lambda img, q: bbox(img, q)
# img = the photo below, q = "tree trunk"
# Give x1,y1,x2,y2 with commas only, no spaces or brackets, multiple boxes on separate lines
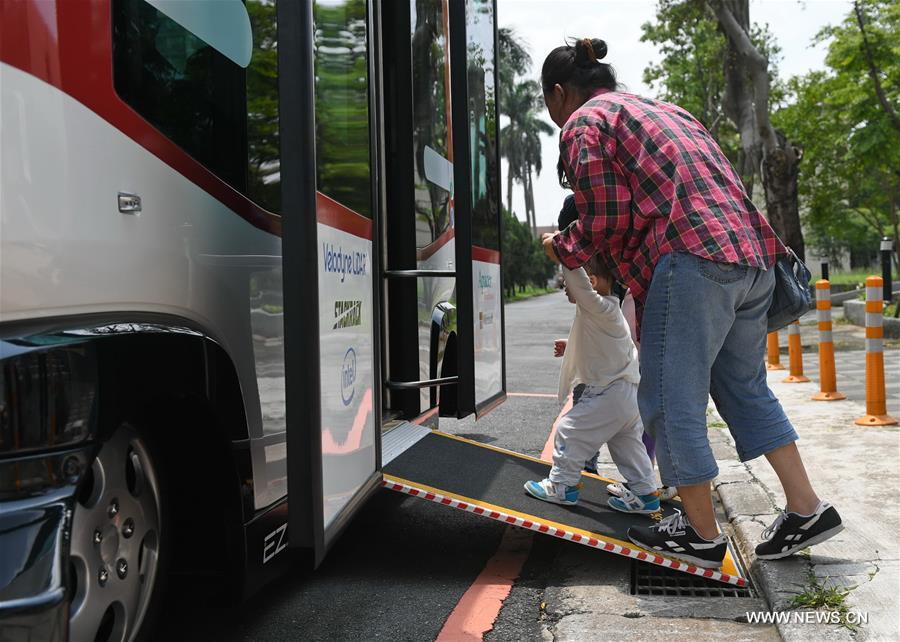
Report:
524,162,535,235
506,165,514,216
710,0,806,259
721,31,760,194
854,1,900,133
761,130,805,259
527,171,537,236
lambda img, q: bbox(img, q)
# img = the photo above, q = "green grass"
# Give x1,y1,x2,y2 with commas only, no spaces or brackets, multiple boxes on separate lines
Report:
505,285,558,303
788,571,859,631
826,269,899,287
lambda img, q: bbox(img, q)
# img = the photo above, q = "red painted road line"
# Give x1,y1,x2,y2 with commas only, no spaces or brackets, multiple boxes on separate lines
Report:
540,395,573,462
435,527,533,642
507,392,558,398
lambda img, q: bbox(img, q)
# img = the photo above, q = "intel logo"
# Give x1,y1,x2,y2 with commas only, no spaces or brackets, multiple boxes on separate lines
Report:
341,347,357,406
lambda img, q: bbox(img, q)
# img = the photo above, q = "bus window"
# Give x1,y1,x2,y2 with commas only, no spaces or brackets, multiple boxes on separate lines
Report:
111,0,281,213
313,0,372,219
411,0,453,250
466,0,499,253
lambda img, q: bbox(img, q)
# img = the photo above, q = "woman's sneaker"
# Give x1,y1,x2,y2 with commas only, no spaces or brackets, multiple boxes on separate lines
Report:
755,501,843,560
607,481,677,502
627,510,727,569
524,479,580,505
607,484,660,514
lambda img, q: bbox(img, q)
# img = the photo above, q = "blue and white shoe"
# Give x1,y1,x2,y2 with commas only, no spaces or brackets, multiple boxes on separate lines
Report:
607,481,677,502
524,478,580,505
606,482,661,514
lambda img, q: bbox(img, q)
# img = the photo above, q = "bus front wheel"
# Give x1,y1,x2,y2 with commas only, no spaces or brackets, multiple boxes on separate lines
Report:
69,421,169,641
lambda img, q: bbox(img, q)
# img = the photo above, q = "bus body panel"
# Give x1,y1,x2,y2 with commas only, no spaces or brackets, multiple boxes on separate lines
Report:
0,59,289,511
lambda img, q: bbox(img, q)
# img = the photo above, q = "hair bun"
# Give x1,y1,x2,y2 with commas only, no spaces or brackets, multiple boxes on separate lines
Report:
573,38,607,67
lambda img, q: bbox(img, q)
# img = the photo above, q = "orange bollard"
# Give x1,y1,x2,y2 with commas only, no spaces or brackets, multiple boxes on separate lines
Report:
812,280,845,401
855,276,898,425
783,320,810,383
766,332,785,370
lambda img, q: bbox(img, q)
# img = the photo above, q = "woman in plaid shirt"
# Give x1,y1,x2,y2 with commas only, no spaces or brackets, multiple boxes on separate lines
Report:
540,38,842,568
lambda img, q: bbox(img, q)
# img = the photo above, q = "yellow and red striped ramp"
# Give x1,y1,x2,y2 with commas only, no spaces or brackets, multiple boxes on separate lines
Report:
382,430,748,587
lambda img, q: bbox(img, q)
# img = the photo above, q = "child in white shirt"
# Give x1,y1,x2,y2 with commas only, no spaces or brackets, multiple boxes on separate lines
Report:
524,255,659,513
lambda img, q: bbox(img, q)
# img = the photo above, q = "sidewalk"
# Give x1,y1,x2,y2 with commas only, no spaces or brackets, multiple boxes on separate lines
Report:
717,365,900,641
773,308,899,413
537,343,899,641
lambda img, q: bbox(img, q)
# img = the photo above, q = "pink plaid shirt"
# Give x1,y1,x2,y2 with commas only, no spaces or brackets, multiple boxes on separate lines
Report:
552,89,786,326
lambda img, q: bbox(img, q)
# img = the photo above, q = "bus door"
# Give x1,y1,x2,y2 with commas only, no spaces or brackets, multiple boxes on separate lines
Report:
281,0,383,565
379,0,505,426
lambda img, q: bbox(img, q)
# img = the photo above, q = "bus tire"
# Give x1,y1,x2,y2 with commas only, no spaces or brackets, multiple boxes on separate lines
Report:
69,419,170,642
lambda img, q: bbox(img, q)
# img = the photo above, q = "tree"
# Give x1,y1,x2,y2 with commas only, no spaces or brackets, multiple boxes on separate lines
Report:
501,208,555,297
774,0,898,267
642,0,805,258
500,81,553,235
709,0,805,259
498,28,553,236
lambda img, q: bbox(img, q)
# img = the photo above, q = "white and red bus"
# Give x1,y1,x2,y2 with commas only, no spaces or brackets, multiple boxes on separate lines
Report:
0,1,505,639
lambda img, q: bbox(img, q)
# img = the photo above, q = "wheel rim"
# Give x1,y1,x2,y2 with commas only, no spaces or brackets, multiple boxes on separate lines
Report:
70,425,162,642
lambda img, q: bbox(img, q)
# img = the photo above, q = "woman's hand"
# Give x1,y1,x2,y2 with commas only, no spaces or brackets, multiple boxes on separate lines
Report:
553,339,567,357
542,232,560,264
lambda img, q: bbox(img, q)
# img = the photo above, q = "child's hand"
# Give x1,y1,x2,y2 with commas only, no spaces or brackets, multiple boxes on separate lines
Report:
553,339,567,357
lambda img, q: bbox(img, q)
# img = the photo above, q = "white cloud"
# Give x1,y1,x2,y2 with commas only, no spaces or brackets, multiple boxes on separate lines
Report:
499,0,853,227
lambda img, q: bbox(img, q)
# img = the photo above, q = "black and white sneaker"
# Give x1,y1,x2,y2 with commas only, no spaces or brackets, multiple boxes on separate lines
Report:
627,509,727,569
755,501,843,560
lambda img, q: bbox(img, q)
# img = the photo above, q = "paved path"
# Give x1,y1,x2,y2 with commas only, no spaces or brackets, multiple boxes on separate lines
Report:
773,309,899,414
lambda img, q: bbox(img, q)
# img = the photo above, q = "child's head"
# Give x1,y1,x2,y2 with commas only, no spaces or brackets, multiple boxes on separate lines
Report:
584,254,614,296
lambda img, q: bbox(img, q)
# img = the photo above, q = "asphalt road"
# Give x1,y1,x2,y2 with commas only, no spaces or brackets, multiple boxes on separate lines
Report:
157,290,897,640
158,291,575,641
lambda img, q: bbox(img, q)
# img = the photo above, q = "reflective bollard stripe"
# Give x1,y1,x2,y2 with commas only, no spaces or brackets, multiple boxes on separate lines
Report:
812,280,844,401
783,320,810,383
855,276,897,426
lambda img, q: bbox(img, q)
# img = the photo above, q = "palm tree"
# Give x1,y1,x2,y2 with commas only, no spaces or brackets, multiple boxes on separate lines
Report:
499,29,554,235
501,80,553,235
499,27,531,90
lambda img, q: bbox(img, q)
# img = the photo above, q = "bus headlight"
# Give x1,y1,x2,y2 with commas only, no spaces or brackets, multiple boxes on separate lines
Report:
0,340,98,499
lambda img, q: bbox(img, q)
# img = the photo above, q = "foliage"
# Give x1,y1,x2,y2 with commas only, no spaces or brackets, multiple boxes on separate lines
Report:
246,0,281,211
773,0,899,264
498,26,531,89
504,285,557,303
788,570,860,631
640,0,784,176
313,0,371,217
498,28,551,234
501,208,556,297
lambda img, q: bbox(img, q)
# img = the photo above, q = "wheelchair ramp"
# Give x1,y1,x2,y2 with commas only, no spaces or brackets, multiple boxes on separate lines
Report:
382,430,748,587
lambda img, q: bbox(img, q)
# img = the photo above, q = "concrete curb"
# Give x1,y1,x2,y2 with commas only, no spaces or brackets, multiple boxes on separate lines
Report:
710,406,858,642
712,373,900,642
842,300,900,338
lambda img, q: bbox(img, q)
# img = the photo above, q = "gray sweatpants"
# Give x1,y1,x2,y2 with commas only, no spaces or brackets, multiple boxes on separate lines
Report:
549,379,656,495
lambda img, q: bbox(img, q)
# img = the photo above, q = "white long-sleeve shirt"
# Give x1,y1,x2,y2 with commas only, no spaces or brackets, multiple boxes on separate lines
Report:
558,266,640,404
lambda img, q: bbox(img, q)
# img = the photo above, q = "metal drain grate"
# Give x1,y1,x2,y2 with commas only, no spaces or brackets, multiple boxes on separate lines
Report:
630,560,754,598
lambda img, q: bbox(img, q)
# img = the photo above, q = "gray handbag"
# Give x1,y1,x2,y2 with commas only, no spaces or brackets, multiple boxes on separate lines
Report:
767,248,813,332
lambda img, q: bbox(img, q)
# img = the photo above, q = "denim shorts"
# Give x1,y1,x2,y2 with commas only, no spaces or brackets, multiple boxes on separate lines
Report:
638,252,799,487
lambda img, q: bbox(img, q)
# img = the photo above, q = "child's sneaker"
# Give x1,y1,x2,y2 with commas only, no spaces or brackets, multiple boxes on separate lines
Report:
607,484,660,514
627,509,727,568
755,501,843,560
524,479,580,505
607,481,677,502
583,452,599,474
